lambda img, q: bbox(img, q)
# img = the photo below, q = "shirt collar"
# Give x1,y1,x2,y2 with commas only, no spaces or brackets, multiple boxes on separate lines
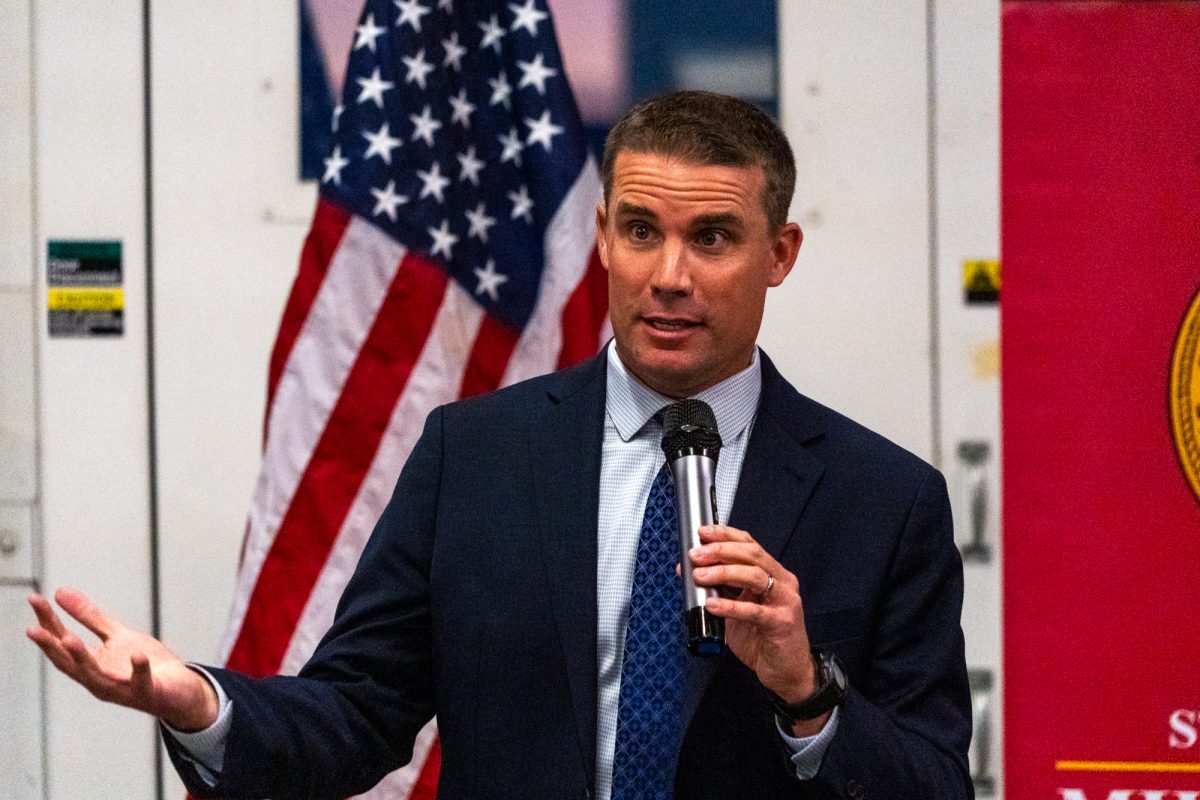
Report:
605,340,762,443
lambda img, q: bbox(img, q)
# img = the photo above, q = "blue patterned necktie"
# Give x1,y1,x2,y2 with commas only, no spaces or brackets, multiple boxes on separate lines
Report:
611,462,688,800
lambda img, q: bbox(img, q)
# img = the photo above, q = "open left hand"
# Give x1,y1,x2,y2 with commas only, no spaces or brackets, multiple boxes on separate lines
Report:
689,524,824,730
26,587,219,731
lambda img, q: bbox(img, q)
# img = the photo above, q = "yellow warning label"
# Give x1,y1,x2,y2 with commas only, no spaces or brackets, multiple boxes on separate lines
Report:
47,287,124,312
963,259,1001,304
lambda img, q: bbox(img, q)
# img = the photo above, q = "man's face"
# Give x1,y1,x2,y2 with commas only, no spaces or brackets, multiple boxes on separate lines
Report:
596,151,802,398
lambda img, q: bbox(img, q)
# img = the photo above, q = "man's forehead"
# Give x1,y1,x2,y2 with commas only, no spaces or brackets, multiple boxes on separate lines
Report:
607,151,765,216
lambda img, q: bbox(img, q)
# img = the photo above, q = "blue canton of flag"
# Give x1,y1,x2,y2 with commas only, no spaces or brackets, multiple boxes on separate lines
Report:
321,0,589,334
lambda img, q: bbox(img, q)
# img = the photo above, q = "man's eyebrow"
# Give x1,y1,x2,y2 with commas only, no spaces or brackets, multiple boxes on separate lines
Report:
691,212,743,229
613,201,659,220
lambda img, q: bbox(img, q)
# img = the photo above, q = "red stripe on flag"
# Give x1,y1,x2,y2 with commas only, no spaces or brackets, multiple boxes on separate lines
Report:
265,199,354,423
227,253,449,677
556,246,608,369
459,314,520,398
408,737,442,800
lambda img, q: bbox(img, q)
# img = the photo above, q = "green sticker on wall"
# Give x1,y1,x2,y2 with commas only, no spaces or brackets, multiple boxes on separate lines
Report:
47,240,123,337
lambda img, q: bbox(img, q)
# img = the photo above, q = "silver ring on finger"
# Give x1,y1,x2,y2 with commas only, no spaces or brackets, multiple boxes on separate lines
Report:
757,573,775,603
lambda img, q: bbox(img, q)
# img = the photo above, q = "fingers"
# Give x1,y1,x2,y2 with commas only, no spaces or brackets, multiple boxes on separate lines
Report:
28,592,70,639
704,593,776,625
129,652,155,708
55,586,117,642
691,563,772,596
28,590,120,693
691,525,795,595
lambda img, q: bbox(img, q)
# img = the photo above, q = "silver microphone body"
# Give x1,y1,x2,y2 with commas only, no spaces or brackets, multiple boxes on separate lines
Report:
668,453,725,656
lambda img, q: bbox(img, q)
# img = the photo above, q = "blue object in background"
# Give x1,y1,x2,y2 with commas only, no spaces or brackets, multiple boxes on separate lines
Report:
300,0,778,179
300,0,336,181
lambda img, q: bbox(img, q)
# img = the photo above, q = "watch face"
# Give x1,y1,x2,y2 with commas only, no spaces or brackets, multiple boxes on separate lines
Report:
828,654,847,690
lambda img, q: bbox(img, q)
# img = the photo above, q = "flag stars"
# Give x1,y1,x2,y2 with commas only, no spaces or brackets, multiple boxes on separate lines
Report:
465,202,497,243
473,259,510,302
409,104,443,147
331,104,344,132
363,122,403,164
395,0,432,33
498,127,525,166
437,0,454,11
403,48,436,90
417,162,451,203
456,146,485,185
488,71,513,109
353,14,386,53
509,0,548,36
356,66,395,109
517,53,558,95
322,145,349,185
525,109,564,152
441,31,467,71
478,14,505,53
508,184,535,223
370,180,409,221
428,219,460,260
448,88,476,128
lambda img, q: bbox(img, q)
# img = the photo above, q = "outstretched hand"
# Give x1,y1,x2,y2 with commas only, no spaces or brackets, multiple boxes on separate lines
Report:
27,587,219,732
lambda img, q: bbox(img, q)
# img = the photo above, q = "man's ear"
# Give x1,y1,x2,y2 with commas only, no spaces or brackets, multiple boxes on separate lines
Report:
595,203,610,270
768,222,803,287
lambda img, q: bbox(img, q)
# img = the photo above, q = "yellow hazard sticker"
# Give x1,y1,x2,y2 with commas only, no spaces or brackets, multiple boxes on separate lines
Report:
963,259,1000,304
47,287,124,312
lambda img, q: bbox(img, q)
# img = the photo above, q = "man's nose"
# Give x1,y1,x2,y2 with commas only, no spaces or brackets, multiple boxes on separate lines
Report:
650,240,692,295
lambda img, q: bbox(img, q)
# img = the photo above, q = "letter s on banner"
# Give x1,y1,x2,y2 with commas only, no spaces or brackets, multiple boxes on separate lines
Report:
1169,709,1198,749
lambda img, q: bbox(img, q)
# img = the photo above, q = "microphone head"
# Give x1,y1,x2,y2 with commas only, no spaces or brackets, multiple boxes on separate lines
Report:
661,398,722,461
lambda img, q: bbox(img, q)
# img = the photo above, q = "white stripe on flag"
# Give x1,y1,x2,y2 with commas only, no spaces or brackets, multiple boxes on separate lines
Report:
501,157,604,387
280,280,485,673
219,219,407,662
350,719,438,800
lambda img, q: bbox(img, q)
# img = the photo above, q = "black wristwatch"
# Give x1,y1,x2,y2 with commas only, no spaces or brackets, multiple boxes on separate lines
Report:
769,650,848,723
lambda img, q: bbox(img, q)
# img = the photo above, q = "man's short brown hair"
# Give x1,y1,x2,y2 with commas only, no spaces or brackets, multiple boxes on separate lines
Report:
601,91,796,230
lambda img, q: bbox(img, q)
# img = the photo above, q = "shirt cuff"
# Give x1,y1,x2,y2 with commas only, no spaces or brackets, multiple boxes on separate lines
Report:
160,665,233,786
776,705,840,780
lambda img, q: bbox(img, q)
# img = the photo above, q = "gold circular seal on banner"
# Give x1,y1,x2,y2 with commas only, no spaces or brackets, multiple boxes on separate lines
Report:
1171,286,1200,504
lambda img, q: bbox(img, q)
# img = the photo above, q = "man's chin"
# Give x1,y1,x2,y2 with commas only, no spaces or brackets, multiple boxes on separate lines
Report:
625,353,708,398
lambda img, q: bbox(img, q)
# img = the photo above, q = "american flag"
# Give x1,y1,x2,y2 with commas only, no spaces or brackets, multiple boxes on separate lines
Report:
216,0,608,796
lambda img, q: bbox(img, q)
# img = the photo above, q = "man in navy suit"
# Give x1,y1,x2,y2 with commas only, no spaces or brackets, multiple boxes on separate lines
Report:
28,91,972,799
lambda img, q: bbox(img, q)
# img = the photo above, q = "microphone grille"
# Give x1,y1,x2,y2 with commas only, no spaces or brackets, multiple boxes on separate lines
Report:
661,398,722,459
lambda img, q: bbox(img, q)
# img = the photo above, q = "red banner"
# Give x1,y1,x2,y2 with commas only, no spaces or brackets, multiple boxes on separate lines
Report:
1002,2,1200,799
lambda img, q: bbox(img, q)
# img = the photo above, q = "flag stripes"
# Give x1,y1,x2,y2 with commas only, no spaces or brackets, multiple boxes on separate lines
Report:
217,1,608,794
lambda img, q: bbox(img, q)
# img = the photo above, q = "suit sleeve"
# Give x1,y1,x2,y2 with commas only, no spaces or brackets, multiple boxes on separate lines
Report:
165,407,447,799
803,468,974,800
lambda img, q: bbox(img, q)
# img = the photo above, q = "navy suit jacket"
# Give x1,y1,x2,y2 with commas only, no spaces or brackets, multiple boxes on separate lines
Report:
168,350,972,799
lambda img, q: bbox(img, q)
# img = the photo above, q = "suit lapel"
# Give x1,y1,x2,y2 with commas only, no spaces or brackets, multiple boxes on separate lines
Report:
727,353,827,561
527,354,607,781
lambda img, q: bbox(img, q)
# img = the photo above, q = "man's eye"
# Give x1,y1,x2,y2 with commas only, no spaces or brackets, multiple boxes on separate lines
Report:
631,224,651,240
698,230,725,247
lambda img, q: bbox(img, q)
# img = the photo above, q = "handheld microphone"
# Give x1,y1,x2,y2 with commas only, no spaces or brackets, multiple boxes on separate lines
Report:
661,399,725,657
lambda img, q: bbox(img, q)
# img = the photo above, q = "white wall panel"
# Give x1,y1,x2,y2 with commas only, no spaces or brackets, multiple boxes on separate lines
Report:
0,586,45,800
770,0,933,461
0,3,45,798
33,0,157,796
151,4,314,794
933,1,1003,795
0,0,35,292
151,0,310,673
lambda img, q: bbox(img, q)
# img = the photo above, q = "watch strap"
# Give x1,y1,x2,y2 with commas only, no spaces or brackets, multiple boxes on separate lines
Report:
769,650,847,723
